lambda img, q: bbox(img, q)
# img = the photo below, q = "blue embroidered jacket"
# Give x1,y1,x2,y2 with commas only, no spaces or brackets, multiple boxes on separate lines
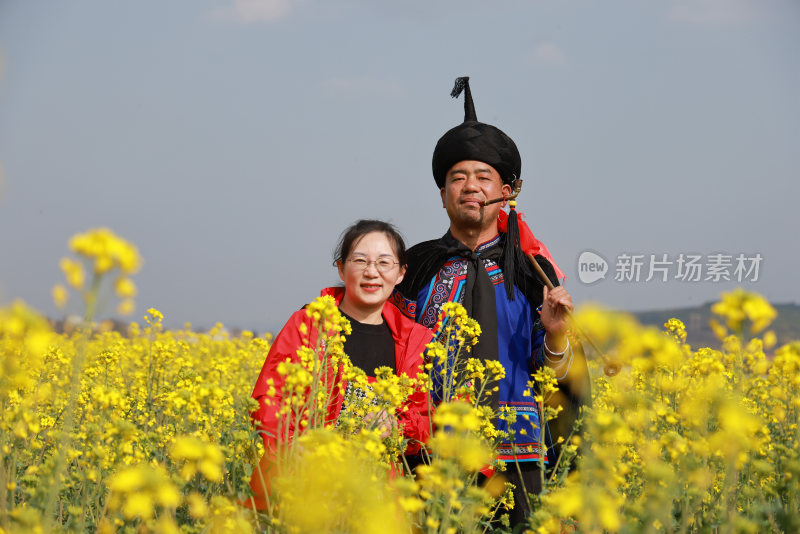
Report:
393,234,552,463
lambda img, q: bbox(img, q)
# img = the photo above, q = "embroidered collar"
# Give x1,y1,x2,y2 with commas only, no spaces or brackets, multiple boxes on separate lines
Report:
475,234,502,253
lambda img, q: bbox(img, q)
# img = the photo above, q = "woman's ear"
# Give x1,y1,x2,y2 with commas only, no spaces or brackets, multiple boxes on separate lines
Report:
337,260,346,282
395,265,407,286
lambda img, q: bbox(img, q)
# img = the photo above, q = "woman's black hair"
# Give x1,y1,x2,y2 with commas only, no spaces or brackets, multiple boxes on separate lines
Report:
333,220,408,267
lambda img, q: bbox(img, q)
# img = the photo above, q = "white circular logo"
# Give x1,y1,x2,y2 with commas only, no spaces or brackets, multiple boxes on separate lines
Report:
577,251,608,284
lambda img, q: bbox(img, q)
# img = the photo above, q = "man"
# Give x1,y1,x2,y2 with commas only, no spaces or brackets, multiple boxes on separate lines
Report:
394,77,590,526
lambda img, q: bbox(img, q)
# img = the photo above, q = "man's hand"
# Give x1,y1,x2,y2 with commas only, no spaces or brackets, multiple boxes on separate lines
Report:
541,286,574,356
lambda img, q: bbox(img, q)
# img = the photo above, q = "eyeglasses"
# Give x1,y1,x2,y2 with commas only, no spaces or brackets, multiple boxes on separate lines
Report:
346,257,399,273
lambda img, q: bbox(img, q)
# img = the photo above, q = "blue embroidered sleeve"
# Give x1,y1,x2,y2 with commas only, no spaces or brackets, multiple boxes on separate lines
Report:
531,317,547,369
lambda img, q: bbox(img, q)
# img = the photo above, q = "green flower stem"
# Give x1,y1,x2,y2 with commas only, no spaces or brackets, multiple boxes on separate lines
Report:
45,272,101,527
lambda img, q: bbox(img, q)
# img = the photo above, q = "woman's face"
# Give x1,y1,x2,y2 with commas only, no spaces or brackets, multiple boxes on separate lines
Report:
337,231,406,314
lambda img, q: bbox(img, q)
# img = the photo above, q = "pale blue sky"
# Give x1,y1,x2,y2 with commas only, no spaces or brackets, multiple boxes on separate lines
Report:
1,0,798,331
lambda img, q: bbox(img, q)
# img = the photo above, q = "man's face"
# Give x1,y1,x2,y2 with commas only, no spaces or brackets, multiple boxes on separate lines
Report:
440,160,512,231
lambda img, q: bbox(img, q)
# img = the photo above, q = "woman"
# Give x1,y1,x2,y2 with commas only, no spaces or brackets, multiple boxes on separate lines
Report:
247,220,433,509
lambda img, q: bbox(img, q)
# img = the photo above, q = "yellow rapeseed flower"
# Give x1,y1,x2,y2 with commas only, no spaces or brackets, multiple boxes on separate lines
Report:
712,288,776,334
114,277,137,298
117,299,135,316
69,227,142,275
59,257,85,289
108,464,179,520
51,284,68,309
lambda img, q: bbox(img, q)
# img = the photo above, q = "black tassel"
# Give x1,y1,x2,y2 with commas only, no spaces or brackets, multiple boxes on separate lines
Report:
502,206,521,301
450,76,477,122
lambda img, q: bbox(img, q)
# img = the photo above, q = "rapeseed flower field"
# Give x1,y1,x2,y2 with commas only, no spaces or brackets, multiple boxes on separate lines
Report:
1,229,798,533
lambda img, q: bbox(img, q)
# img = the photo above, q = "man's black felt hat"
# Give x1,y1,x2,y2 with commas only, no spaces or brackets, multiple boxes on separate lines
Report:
432,77,521,188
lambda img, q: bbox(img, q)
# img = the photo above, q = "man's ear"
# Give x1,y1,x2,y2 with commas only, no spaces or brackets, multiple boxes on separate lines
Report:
440,187,446,208
499,182,513,207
